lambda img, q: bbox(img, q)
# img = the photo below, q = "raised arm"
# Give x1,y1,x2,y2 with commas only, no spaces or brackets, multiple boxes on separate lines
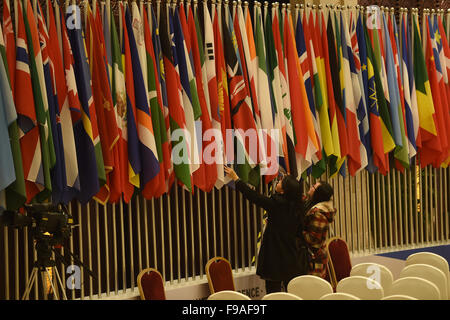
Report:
224,166,277,212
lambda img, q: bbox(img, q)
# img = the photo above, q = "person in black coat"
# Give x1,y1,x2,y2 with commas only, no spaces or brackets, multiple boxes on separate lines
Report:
224,166,305,294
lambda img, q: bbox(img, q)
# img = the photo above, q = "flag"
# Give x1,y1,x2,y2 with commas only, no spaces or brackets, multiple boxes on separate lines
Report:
367,9,396,173
187,3,218,192
179,2,211,191
355,10,375,173
123,6,160,192
424,15,448,167
235,3,266,181
141,4,169,198
254,4,278,182
413,15,439,168
121,4,142,191
295,12,316,173
23,0,55,201
13,0,43,203
326,11,347,177
111,2,133,203
432,16,450,166
364,16,393,175
213,5,232,188
222,3,260,186
307,10,330,177
46,0,79,204
0,26,16,193
437,15,450,165
400,11,419,163
202,2,226,188
283,10,318,175
0,19,26,210
86,5,121,204
265,6,287,176
150,3,174,192
339,11,362,176
66,4,104,204
272,4,297,178
159,3,192,191
36,1,67,203
382,12,409,169
173,5,202,186
313,9,334,171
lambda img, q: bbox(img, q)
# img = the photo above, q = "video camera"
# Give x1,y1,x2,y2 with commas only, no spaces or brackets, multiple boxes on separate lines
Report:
0,203,74,245
0,203,76,268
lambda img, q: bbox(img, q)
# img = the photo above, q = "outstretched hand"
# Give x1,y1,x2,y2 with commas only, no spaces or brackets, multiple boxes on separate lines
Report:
224,165,239,181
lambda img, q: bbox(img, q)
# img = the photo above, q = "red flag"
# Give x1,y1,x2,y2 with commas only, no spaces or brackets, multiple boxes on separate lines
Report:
424,17,447,167
185,4,217,192
14,0,41,202
86,6,121,204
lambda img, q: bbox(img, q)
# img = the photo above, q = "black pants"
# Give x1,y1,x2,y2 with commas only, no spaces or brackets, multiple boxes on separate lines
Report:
265,279,290,294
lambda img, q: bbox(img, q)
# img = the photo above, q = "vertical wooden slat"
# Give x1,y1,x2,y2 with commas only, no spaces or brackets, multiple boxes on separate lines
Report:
96,202,102,297
103,204,110,296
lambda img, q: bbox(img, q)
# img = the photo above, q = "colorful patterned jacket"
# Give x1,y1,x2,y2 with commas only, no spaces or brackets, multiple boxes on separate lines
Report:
302,200,336,278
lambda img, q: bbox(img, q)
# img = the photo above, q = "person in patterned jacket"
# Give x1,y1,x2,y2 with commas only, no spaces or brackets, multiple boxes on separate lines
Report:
303,181,336,278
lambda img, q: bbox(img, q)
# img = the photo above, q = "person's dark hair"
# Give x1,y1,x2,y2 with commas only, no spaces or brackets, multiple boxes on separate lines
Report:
307,181,334,211
281,175,303,205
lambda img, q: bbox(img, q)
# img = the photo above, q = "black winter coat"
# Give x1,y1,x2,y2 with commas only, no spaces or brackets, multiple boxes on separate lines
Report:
235,180,304,281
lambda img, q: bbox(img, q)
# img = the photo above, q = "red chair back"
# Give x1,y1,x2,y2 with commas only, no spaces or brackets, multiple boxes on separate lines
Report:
327,237,352,289
137,268,166,300
206,257,235,294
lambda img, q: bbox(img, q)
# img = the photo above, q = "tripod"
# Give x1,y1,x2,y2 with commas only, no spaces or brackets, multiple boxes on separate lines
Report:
22,238,68,300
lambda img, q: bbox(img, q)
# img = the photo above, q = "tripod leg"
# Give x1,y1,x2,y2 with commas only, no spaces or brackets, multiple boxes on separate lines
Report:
44,267,59,300
22,268,38,300
53,267,68,300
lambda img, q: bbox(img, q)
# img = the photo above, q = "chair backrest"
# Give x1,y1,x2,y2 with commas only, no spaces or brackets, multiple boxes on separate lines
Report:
381,294,418,300
336,276,384,300
207,290,251,300
405,252,449,299
326,237,352,289
287,275,333,300
389,276,441,300
319,292,361,300
205,257,235,294
399,264,447,300
405,252,449,278
261,292,303,300
137,268,166,300
350,263,394,294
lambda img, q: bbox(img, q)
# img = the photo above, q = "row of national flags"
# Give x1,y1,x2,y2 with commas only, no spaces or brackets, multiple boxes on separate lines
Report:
1,1,450,208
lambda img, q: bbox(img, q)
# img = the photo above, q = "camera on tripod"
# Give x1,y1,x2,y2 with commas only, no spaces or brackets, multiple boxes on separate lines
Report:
0,203,74,267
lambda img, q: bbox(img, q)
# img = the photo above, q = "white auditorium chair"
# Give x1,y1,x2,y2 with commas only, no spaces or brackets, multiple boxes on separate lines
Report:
399,263,448,300
388,276,440,300
287,275,333,300
350,263,394,295
405,252,450,299
336,276,384,300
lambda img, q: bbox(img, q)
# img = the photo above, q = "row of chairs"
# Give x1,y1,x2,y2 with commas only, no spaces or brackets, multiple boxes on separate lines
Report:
137,240,449,300
136,256,237,300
